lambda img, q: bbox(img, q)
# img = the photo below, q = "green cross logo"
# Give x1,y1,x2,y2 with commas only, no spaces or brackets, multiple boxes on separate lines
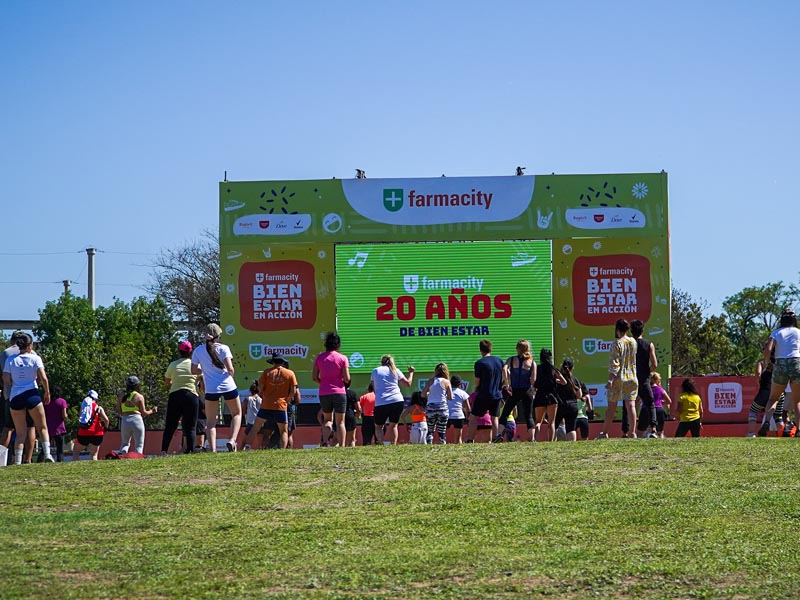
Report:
383,189,404,212
582,339,597,355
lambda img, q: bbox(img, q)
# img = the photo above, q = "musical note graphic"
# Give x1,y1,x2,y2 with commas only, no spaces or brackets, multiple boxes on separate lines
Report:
348,252,368,268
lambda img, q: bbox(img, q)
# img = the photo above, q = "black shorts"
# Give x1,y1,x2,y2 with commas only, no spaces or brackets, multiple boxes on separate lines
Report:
1,396,14,429
10,389,42,411
447,418,465,429
205,389,239,402
471,395,501,418
655,407,666,433
319,393,347,415
533,391,558,408
77,434,104,447
345,410,357,432
374,402,404,425
675,419,702,438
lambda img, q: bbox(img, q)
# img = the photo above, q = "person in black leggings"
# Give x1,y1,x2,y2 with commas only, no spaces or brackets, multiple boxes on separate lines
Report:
496,340,537,442
162,341,200,454
555,360,582,442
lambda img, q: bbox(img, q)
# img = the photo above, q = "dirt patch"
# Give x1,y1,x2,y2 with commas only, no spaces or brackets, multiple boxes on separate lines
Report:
363,473,401,482
187,477,227,485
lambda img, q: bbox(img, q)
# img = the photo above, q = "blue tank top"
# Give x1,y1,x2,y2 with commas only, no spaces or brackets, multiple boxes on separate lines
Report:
508,356,533,389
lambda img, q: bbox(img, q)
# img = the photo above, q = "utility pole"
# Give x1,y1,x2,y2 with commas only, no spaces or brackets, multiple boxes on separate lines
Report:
62,280,71,295
86,247,96,309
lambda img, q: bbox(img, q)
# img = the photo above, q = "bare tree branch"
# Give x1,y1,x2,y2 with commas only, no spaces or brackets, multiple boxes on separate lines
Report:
146,229,220,339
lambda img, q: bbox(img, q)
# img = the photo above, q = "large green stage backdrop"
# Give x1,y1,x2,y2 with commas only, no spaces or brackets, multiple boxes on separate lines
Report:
219,173,670,415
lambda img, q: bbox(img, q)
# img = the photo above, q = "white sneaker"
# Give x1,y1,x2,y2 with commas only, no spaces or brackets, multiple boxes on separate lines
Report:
43,455,55,463
595,432,609,440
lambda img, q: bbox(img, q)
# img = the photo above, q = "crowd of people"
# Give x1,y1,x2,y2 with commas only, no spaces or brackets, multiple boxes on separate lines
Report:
3,311,799,463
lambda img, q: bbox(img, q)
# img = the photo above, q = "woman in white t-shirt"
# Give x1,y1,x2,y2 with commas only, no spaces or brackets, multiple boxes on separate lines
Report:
191,323,242,452
371,355,414,445
2,333,53,465
760,308,800,436
420,363,453,444
446,375,471,444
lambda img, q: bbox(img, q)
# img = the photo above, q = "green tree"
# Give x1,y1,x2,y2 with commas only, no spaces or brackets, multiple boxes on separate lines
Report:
34,293,102,426
671,288,738,376
722,282,800,369
34,293,177,431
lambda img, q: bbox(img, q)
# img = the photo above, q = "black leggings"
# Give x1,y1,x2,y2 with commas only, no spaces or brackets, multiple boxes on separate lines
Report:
361,416,376,445
500,388,534,428
555,401,579,433
162,389,199,453
37,433,64,462
637,401,657,431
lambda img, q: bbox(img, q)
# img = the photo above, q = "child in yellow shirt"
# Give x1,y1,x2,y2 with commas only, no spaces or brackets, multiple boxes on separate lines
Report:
674,378,703,437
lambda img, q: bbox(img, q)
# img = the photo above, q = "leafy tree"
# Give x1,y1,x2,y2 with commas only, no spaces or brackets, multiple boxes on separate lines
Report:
671,288,738,376
34,293,177,432
722,282,800,369
146,229,220,341
34,293,102,425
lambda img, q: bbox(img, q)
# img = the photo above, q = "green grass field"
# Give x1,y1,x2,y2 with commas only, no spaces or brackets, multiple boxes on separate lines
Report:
1,439,798,599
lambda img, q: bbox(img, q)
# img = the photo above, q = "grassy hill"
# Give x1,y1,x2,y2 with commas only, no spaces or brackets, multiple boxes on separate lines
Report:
1,439,798,599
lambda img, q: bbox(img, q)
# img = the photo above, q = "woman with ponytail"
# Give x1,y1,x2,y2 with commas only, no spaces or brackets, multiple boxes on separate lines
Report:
370,354,414,445
2,333,54,464
191,324,242,452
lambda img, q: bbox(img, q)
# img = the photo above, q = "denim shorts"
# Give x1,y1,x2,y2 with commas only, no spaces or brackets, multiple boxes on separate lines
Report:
772,357,800,386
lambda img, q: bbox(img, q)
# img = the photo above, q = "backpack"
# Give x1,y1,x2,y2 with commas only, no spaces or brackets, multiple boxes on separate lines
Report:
78,397,97,429
778,421,797,438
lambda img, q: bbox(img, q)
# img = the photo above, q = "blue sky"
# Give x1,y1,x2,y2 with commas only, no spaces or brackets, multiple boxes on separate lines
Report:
1,0,798,321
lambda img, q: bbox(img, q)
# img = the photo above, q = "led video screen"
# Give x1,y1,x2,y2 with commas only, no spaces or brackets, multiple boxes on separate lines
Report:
335,240,553,373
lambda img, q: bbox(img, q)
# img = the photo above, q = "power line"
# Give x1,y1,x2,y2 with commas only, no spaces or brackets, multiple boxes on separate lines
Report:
98,250,158,256
0,251,83,256
0,249,158,257
0,281,71,285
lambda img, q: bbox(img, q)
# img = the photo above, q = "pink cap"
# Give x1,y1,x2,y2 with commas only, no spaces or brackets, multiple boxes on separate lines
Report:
178,341,193,352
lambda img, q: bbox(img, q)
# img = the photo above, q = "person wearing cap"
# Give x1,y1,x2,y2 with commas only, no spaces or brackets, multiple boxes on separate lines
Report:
191,323,242,452
162,341,200,455
116,375,157,454
0,331,35,462
242,352,299,450
72,390,110,460
2,332,54,464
